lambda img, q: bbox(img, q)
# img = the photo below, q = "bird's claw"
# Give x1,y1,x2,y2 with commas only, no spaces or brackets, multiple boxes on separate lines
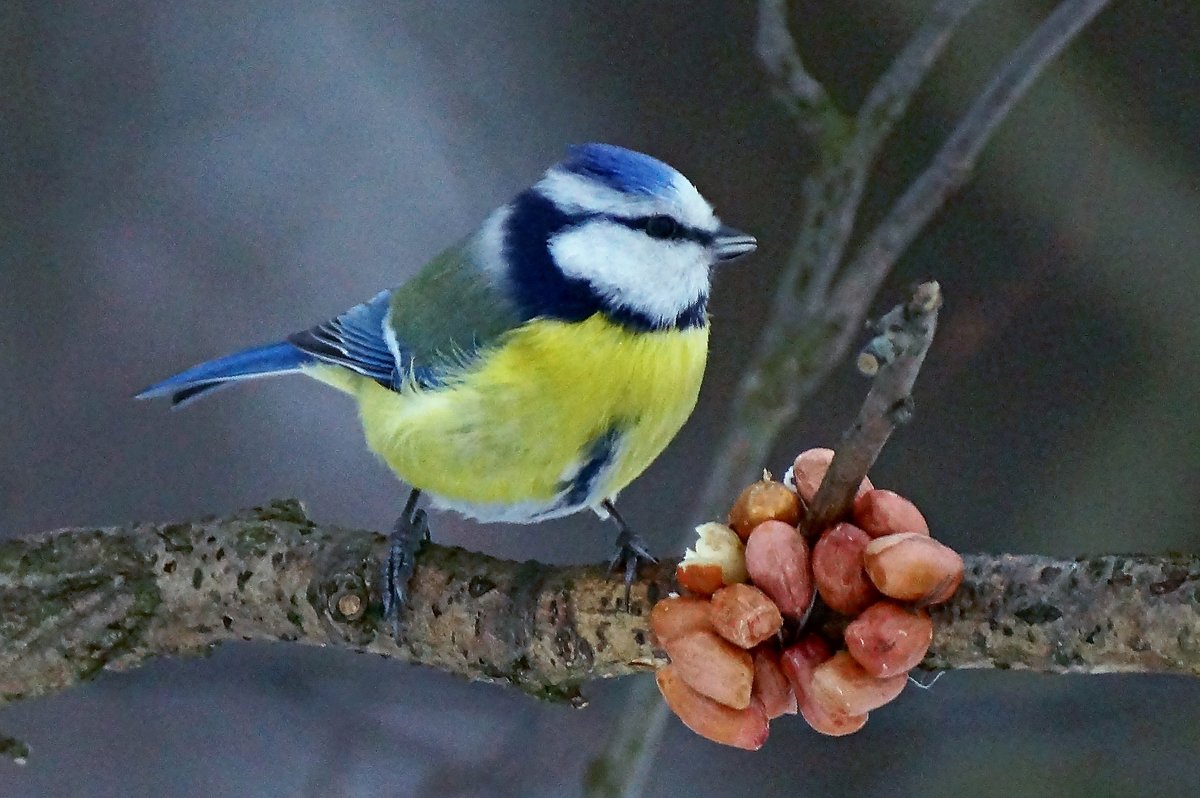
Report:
608,528,657,607
381,490,429,638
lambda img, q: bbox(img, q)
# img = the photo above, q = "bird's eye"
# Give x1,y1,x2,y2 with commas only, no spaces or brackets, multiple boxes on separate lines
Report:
643,215,680,240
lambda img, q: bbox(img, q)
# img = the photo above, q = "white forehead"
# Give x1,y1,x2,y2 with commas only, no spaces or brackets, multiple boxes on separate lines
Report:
535,168,718,231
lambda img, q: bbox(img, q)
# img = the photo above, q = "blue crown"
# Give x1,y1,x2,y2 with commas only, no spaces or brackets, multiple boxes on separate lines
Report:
559,143,677,196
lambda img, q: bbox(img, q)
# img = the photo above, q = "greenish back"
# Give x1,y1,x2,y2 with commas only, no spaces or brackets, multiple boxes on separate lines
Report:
387,240,524,373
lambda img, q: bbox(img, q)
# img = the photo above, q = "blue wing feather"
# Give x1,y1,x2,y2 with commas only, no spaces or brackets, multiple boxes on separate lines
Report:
287,289,398,384
134,341,313,407
136,291,406,407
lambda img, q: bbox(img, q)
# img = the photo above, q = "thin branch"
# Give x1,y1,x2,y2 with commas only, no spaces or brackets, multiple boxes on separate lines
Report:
853,0,986,154
807,0,985,305
834,0,1115,321
755,0,837,125
805,280,942,535
681,0,981,537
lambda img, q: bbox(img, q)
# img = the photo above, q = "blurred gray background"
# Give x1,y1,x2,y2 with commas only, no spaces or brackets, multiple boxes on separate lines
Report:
3,1,1199,796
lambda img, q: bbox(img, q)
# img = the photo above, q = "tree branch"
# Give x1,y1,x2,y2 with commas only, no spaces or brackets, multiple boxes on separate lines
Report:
808,0,985,304
0,500,662,711
3,507,1197,718
754,0,838,128
805,280,942,535
834,0,1115,319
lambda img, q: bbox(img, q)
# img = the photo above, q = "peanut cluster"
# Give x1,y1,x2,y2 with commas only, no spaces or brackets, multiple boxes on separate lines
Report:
652,448,965,749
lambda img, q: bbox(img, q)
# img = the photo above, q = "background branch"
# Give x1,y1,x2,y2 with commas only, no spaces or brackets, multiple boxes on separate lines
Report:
833,0,1116,319
754,0,833,122
590,1,1115,793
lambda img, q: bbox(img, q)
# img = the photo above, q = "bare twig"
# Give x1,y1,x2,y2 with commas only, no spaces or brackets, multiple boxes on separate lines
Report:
853,0,985,155
755,0,836,124
807,0,985,304
833,0,1115,320
683,0,981,538
805,281,942,535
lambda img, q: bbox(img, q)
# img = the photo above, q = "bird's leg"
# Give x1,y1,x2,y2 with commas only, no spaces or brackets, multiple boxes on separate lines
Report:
603,499,657,606
381,488,429,636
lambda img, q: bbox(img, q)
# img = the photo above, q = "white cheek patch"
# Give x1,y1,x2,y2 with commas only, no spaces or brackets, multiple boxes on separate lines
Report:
549,221,710,326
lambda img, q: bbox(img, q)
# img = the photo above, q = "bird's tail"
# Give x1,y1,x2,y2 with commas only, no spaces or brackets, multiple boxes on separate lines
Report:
135,341,314,407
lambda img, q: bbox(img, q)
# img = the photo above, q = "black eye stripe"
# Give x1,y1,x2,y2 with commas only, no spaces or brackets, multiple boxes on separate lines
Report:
606,214,712,244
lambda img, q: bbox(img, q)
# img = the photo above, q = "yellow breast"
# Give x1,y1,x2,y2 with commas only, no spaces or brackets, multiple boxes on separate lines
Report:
311,314,708,521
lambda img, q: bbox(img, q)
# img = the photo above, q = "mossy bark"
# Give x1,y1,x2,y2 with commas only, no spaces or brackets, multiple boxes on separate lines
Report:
2,501,1198,723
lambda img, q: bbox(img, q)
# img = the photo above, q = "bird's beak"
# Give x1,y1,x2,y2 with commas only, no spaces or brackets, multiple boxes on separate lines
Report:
712,224,758,262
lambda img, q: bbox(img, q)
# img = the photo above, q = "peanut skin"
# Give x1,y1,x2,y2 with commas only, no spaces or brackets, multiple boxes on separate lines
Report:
863,533,964,605
844,601,933,677
744,520,814,619
812,522,880,616
657,665,770,750
853,489,930,538
649,595,713,646
799,696,868,737
809,651,907,716
675,562,726,596
751,646,798,719
779,634,833,706
729,479,803,540
664,629,755,710
790,448,873,503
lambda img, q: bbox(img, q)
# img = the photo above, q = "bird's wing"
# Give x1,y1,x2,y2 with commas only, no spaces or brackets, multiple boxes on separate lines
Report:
287,289,398,384
288,240,523,390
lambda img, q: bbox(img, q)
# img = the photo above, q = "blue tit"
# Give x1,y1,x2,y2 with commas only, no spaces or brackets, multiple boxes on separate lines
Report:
137,143,757,613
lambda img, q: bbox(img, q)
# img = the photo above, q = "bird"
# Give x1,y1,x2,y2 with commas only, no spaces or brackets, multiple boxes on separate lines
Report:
137,142,757,621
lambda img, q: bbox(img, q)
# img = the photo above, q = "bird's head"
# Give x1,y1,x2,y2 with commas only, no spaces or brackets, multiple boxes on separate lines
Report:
489,143,757,331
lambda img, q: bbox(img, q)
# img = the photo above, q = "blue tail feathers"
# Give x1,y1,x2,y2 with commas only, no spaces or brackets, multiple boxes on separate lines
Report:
135,341,314,407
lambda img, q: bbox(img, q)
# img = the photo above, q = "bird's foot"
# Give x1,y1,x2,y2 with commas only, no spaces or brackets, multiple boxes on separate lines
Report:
381,489,429,638
608,528,657,595
603,500,657,607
